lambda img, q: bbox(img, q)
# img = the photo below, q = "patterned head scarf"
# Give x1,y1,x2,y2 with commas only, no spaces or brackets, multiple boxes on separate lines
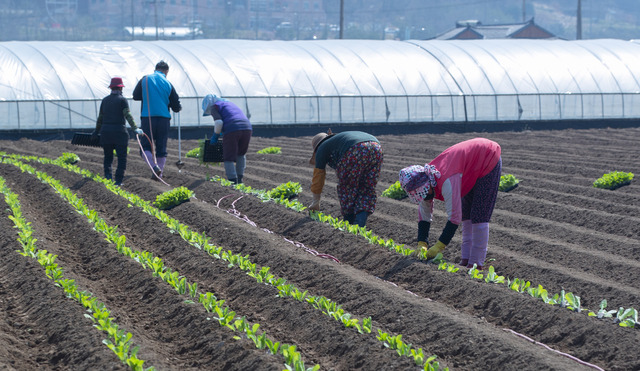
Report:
399,164,441,204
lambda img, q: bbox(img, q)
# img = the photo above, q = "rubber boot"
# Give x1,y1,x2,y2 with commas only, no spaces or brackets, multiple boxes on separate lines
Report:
343,214,355,224
228,178,237,184
157,157,166,176
459,220,472,266
142,150,156,167
142,150,160,179
354,211,369,227
224,161,237,181
236,155,246,184
468,222,490,269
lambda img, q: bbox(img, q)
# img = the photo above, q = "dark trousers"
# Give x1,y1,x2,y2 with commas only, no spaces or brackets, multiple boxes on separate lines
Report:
140,116,170,158
222,129,252,162
103,143,128,183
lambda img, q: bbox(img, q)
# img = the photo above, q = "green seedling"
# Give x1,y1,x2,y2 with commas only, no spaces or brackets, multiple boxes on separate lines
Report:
153,186,194,210
499,174,519,192
467,265,483,279
381,181,408,199
588,299,617,319
484,266,505,284
185,147,201,158
593,171,634,190
507,278,530,293
438,261,460,273
56,152,80,165
615,307,638,327
267,182,302,199
257,146,282,154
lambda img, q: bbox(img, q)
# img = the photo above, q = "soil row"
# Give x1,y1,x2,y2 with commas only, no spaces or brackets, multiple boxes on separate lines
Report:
1,126,639,370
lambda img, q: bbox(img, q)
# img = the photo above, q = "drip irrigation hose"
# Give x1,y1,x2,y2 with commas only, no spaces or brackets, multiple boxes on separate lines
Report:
216,194,340,263
503,328,605,370
136,133,170,187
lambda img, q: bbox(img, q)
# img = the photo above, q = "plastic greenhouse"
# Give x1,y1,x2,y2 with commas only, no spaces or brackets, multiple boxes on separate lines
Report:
2,38,640,130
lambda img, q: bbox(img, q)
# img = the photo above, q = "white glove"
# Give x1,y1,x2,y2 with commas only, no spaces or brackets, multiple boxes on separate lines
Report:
134,128,144,135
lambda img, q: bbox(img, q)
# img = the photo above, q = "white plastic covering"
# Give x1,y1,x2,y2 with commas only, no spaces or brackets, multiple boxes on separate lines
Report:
2,38,640,130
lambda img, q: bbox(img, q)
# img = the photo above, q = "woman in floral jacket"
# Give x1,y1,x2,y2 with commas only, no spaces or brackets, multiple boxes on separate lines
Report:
308,130,383,228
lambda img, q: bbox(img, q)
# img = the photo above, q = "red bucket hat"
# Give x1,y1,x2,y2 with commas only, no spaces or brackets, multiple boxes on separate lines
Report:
108,77,125,89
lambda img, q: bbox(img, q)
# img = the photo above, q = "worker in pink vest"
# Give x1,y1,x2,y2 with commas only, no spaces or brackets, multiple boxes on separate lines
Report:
399,138,502,270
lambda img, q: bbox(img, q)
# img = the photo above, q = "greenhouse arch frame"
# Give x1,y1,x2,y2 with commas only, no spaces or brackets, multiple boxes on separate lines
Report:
2,38,640,130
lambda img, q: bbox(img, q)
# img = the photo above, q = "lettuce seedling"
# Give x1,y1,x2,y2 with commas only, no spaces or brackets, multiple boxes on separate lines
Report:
588,299,617,319
615,307,638,327
467,264,483,279
257,146,282,154
185,146,200,158
484,266,505,284
563,291,582,312
267,182,302,199
593,171,634,190
499,174,519,192
56,152,80,165
153,186,194,210
507,278,530,293
381,181,408,200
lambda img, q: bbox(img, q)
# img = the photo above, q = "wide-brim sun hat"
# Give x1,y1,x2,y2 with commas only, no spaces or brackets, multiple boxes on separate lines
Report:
309,132,329,165
108,77,124,89
399,165,431,204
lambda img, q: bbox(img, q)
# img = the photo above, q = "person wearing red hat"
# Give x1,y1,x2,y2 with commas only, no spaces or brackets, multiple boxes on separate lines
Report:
93,77,143,186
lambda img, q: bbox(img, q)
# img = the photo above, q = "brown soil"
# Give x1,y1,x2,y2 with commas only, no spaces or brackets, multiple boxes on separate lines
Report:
0,126,639,370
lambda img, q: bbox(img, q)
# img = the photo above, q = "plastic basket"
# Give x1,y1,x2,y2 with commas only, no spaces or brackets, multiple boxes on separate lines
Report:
71,133,101,148
202,140,224,163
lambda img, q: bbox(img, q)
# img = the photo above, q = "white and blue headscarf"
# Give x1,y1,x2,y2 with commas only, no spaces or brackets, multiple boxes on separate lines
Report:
202,94,227,116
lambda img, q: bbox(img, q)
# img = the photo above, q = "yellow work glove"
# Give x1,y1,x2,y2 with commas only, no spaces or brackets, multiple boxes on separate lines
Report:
425,240,446,259
418,241,429,253
308,193,321,211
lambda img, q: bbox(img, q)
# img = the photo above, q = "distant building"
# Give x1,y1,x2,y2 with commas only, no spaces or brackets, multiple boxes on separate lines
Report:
123,26,202,40
433,19,557,40
83,0,326,40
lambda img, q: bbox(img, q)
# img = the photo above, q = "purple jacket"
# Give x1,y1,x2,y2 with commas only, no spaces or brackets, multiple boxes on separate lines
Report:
212,101,252,134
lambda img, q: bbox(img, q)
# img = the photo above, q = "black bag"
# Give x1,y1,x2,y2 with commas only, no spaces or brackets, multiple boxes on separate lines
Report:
71,133,101,147
202,139,224,163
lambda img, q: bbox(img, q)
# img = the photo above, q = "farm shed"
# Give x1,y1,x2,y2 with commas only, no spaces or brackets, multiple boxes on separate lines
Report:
2,38,640,130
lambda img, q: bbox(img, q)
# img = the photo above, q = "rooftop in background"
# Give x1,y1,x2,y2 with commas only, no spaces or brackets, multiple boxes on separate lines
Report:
433,19,557,40
124,27,203,40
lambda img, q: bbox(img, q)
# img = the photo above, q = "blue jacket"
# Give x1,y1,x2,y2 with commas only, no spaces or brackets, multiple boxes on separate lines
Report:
133,70,181,118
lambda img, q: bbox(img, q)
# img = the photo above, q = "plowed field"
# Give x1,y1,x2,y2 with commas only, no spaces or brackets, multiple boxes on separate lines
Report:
0,126,639,370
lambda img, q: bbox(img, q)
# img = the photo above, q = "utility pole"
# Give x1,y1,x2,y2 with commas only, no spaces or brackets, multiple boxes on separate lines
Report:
522,0,526,22
339,0,344,39
576,0,582,39
255,2,259,39
154,0,159,40
131,0,135,40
